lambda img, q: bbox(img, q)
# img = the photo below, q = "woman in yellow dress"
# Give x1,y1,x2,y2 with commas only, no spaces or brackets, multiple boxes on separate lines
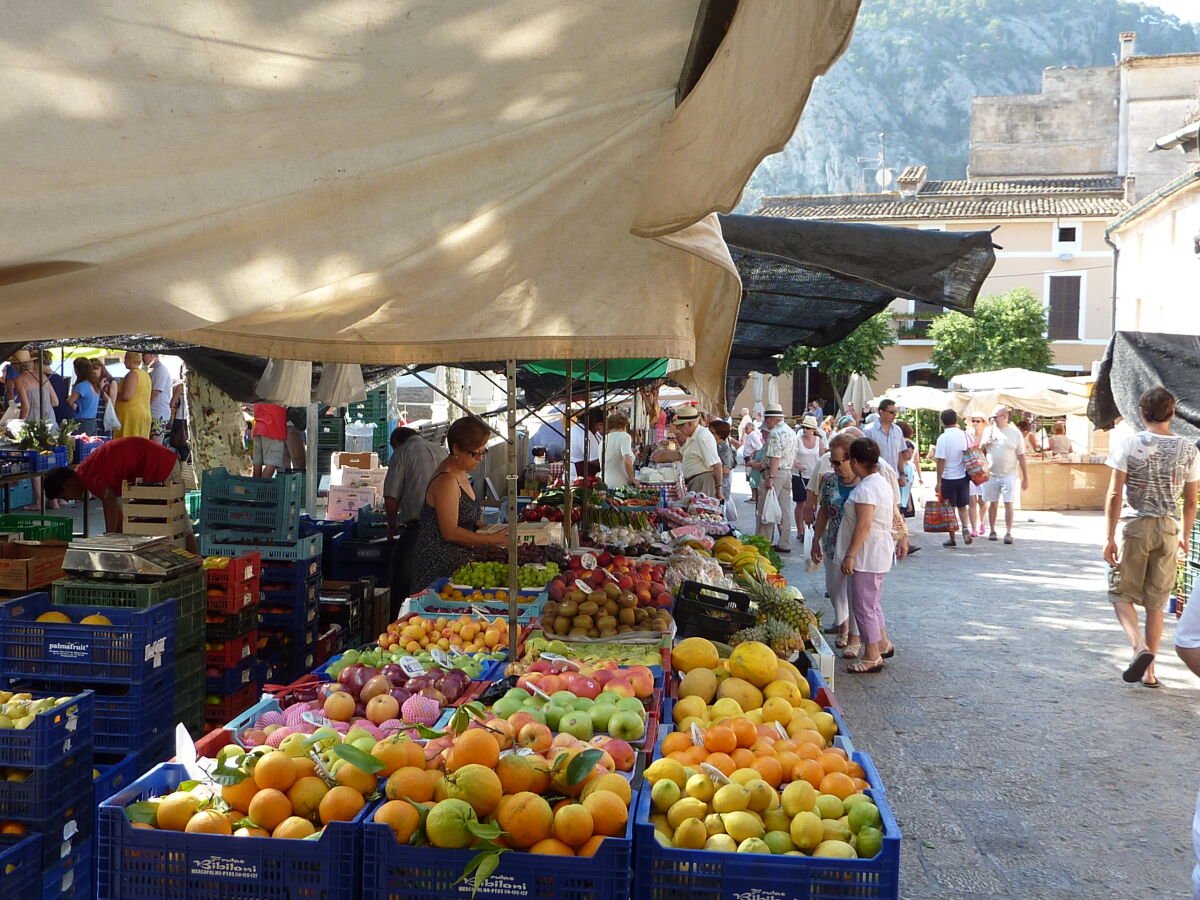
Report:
113,350,151,439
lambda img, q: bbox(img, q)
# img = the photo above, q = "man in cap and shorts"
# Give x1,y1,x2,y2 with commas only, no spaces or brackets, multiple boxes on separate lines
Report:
1105,387,1200,686
980,405,1029,544
934,409,973,547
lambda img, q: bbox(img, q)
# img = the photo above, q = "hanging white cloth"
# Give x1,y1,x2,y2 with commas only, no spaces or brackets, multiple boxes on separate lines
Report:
316,363,367,407
256,359,312,406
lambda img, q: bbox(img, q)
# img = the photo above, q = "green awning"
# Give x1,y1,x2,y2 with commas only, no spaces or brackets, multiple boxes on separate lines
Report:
523,359,668,383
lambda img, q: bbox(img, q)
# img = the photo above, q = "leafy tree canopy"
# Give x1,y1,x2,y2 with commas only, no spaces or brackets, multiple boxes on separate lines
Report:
779,312,897,395
928,287,1052,379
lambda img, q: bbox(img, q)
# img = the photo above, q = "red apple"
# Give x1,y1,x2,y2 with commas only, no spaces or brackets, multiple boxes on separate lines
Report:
508,711,537,733
593,669,616,686
551,732,583,750
624,666,654,699
518,722,552,753
592,736,636,771
602,677,635,698
481,717,514,750
539,674,564,694
655,591,673,608
516,673,541,692
571,676,600,699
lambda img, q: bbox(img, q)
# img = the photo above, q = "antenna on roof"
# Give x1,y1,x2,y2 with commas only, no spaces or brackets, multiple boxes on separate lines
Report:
855,133,893,193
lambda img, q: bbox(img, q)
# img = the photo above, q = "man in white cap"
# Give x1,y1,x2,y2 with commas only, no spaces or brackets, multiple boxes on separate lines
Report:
757,404,796,552
668,406,724,502
980,405,1028,544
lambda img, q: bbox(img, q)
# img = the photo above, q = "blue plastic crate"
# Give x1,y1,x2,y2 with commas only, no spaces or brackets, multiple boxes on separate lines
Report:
0,690,91,768
0,831,41,900
361,789,636,900
98,762,364,900
325,560,388,583
200,530,323,562
0,741,92,819
0,594,175,684
261,556,322,587
93,751,141,806
631,760,900,900
40,836,91,900
259,599,318,632
6,477,33,510
330,532,390,564
199,497,300,541
225,695,279,736
200,468,303,506
408,589,545,623
205,657,256,695
3,782,93,871
83,670,175,756
351,507,389,540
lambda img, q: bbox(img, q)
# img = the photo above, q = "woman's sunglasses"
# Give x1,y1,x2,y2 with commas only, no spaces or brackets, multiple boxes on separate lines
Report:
465,448,487,460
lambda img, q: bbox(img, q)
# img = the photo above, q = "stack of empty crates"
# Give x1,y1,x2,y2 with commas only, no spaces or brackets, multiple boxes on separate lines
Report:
347,386,391,463
50,569,206,738
198,468,320,693
316,413,345,479
202,551,261,733
121,478,191,548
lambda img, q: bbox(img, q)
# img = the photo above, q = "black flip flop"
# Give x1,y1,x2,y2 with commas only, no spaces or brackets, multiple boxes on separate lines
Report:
1141,677,1161,688
1123,651,1155,683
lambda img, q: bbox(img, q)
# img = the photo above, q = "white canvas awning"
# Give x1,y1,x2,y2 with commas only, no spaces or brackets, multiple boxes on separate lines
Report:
0,1,861,410
949,368,1090,398
952,389,1088,418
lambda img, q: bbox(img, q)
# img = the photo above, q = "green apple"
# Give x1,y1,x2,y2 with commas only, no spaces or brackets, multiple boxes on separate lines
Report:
543,704,568,730
569,696,593,712
615,697,645,715
588,704,615,732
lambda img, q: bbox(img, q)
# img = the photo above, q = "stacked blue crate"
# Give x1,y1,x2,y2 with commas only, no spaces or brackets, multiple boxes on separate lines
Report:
198,468,322,692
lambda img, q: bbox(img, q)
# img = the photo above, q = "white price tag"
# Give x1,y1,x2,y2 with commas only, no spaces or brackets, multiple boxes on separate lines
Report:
528,682,553,701
774,721,789,740
240,669,251,684
539,652,581,670
580,552,598,570
65,713,77,733
449,646,467,657
399,656,425,678
690,723,705,746
144,638,166,668
239,645,251,660
602,568,620,583
471,605,492,618
301,711,334,728
62,819,78,840
574,579,594,595
431,648,452,668
700,763,731,785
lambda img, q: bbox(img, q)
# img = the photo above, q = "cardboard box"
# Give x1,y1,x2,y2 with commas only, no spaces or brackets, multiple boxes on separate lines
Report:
0,540,68,591
328,485,379,521
330,466,387,491
332,451,379,471
477,522,564,546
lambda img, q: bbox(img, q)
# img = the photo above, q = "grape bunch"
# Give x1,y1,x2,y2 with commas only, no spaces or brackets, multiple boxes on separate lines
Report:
450,560,560,588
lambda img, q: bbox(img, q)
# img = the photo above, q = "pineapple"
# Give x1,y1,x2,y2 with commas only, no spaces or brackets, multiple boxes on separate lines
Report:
764,619,804,657
729,624,768,646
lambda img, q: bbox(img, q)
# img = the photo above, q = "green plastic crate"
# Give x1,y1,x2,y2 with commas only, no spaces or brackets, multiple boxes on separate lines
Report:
0,513,72,541
184,491,201,519
175,647,205,735
51,570,207,651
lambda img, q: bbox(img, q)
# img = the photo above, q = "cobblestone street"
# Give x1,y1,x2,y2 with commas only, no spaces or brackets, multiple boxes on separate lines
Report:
733,475,1198,899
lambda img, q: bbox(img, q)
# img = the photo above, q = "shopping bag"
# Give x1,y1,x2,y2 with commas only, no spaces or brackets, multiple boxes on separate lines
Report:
963,445,989,485
923,496,958,533
761,488,782,525
102,401,121,433
724,496,738,522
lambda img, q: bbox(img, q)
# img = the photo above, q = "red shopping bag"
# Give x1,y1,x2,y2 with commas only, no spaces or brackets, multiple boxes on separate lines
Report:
923,495,959,533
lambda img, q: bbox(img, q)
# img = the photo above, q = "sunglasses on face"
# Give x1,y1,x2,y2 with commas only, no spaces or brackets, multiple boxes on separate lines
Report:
832,457,849,466
465,448,486,460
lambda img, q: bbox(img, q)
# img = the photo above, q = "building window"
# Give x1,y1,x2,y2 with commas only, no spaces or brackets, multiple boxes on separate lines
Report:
897,300,941,339
1047,275,1081,340
1053,221,1081,257
1056,226,1076,244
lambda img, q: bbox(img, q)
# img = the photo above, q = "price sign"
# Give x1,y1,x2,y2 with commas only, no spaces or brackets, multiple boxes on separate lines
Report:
539,652,581,670
431,648,453,668
528,681,553,701
449,646,467,657
602,568,619,583
700,763,731,785
690,723,705,747
574,579,594,595
580,552,598,570
398,656,425,678
301,711,334,729
774,721,789,740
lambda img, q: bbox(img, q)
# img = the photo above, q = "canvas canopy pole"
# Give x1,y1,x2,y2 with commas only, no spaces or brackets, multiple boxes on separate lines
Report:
505,359,520,664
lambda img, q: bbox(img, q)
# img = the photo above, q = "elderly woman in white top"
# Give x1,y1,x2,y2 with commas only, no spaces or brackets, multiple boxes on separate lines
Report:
600,410,635,488
837,438,899,673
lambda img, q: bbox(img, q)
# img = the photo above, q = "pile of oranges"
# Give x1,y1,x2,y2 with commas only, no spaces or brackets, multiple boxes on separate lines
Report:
657,715,868,798
371,722,633,857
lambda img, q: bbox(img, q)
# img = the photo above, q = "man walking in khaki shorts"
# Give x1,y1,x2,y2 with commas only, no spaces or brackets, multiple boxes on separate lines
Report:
1104,387,1200,687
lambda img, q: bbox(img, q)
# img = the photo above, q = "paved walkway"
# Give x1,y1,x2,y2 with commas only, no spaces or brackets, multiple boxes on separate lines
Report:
732,474,1198,899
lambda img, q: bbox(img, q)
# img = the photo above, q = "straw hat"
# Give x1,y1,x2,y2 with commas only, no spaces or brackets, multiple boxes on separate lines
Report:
673,406,700,423
763,404,784,417
10,350,32,364
800,415,819,429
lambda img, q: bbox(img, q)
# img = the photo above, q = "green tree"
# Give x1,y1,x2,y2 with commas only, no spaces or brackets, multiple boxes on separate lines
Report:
779,311,896,398
927,287,1052,379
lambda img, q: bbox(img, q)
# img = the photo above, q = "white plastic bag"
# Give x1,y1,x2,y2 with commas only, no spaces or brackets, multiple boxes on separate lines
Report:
256,359,313,406
103,402,121,433
316,363,367,406
761,488,782,525
724,496,738,522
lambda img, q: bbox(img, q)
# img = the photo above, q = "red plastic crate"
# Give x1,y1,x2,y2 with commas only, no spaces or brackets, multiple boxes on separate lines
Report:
206,629,258,668
202,682,259,725
204,551,261,614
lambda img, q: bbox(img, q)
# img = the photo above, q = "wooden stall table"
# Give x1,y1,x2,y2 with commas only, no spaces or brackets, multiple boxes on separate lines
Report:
1021,456,1108,511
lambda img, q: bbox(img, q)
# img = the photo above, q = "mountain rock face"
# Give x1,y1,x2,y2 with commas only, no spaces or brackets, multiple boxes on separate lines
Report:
737,0,1199,210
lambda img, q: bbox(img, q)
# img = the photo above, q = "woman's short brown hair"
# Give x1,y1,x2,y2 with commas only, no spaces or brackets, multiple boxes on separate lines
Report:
605,410,629,432
1139,387,1176,424
446,416,491,452
708,419,731,440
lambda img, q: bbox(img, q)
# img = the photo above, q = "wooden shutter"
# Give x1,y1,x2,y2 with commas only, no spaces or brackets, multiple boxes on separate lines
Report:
1047,276,1081,340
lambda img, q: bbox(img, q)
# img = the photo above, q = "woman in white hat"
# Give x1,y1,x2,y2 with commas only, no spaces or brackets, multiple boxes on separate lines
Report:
792,414,826,545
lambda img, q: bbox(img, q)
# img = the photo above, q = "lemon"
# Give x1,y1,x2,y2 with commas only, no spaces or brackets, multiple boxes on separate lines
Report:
645,758,686,790
789,811,824,850
763,807,791,833
847,802,881,834
651,778,681,813
672,817,707,850
704,833,737,852
815,794,843,820
737,836,771,854
712,783,750,814
703,813,726,836
813,839,857,859
666,798,708,830
763,830,795,854
720,810,764,843
760,697,793,724
744,780,774,813
685,773,714,803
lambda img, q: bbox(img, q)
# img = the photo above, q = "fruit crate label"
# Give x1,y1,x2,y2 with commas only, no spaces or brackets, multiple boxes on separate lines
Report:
431,648,452,668
62,819,78,840
65,712,78,732
61,736,71,754
690,723,705,746
46,637,91,662
539,652,581,670
398,656,425,678
239,644,251,660
239,669,251,684
700,763,731,785
144,638,167,668
189,855,258,880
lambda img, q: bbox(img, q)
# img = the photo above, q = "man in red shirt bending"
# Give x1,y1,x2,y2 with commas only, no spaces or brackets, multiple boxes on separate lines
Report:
43,437,185,541
251,403,288,478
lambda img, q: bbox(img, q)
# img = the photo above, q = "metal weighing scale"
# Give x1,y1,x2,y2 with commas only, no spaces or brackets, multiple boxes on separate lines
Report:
62,534,202,582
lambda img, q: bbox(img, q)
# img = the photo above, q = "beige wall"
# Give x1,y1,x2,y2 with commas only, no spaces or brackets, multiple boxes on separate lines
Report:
1123,56,1200,198
1111,180,1200,333
730,373,796,420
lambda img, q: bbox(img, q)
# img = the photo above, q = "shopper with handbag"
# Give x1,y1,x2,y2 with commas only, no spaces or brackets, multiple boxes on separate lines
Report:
934,409,973,547
981,405,1028,544
811,433,861,655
